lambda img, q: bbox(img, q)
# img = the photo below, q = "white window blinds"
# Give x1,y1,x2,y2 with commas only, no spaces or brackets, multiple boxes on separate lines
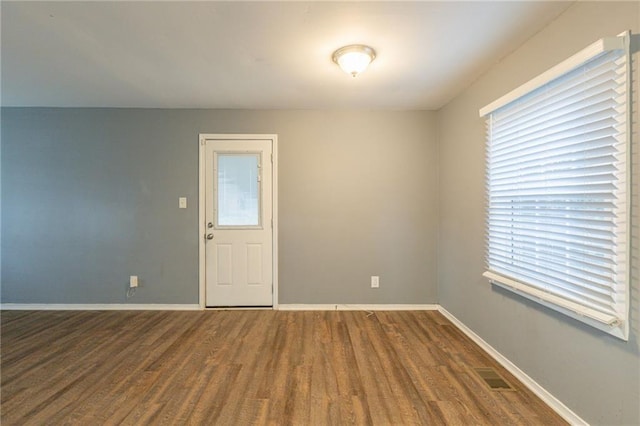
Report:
480,32,631,340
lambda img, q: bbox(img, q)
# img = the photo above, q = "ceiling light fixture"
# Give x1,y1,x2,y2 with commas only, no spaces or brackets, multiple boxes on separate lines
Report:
332,44,376,77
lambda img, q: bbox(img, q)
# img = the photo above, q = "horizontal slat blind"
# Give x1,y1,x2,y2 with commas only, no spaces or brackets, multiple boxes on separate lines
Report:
483,37,629,339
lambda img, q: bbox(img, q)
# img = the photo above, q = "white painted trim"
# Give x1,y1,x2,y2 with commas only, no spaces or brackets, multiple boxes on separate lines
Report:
487,277,625,340
0,304,201,311
278,304,439,311
484,271,622,331
437,307,588,426
198,134,278,309
272,135,279,310
621,29,632,343
479,34,625,117
199,136,206,309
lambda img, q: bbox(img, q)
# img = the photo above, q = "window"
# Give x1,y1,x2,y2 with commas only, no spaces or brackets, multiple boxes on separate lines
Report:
215,153,262,227
480,32,631,340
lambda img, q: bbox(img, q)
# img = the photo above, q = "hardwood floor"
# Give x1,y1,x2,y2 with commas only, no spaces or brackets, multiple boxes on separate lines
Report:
1,310,566,425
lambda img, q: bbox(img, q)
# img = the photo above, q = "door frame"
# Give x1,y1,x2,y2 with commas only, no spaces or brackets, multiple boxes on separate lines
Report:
198,134,278,309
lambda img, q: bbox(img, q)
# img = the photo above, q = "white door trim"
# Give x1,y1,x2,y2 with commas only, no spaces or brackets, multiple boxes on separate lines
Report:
199,134,278,309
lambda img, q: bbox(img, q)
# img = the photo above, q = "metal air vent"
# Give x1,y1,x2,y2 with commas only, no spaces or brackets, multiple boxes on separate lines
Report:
474,367,514,390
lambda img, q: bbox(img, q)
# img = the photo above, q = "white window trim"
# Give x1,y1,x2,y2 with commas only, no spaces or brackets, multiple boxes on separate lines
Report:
480,31,632,340
479,33,627,117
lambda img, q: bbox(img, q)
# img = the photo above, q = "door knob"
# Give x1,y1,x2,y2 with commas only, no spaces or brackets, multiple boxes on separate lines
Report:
207,222,214,228
206,233,214,240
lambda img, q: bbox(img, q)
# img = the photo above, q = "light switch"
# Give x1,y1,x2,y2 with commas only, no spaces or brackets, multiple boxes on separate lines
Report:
179,197,187,209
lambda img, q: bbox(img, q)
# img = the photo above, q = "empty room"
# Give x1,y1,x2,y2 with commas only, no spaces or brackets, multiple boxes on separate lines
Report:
1,1,639,425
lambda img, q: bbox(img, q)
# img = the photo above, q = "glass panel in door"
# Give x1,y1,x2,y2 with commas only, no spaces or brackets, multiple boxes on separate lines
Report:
216,153,261,227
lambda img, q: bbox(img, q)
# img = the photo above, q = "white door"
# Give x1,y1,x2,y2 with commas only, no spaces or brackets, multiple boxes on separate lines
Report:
204,139,273,307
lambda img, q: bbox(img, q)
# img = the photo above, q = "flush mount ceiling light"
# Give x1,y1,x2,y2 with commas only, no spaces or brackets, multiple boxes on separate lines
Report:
332,44,376,77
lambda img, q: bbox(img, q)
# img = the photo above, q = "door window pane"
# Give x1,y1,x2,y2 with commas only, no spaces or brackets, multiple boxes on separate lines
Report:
217,154,260,226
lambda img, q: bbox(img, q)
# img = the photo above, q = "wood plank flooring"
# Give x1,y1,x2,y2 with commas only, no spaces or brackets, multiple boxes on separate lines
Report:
1,310,566,425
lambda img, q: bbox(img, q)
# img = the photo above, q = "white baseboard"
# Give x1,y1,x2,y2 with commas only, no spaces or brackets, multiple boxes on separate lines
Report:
0,303,202,311
437,307,587,426
0,303,438,312
278,304,439,311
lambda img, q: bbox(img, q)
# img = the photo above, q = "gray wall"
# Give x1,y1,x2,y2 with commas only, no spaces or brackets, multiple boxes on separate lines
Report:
1,109,438,304
437,2,640,425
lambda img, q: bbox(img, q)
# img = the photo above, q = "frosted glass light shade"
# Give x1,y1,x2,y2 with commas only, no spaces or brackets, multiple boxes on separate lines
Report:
332,45,376,77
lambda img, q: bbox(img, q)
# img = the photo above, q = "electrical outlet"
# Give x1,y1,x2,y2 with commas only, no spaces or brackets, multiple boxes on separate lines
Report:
130,275,139,288
371,276,379,288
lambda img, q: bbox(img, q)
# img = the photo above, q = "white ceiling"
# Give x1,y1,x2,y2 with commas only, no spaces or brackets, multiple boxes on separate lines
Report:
1,1,573,110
